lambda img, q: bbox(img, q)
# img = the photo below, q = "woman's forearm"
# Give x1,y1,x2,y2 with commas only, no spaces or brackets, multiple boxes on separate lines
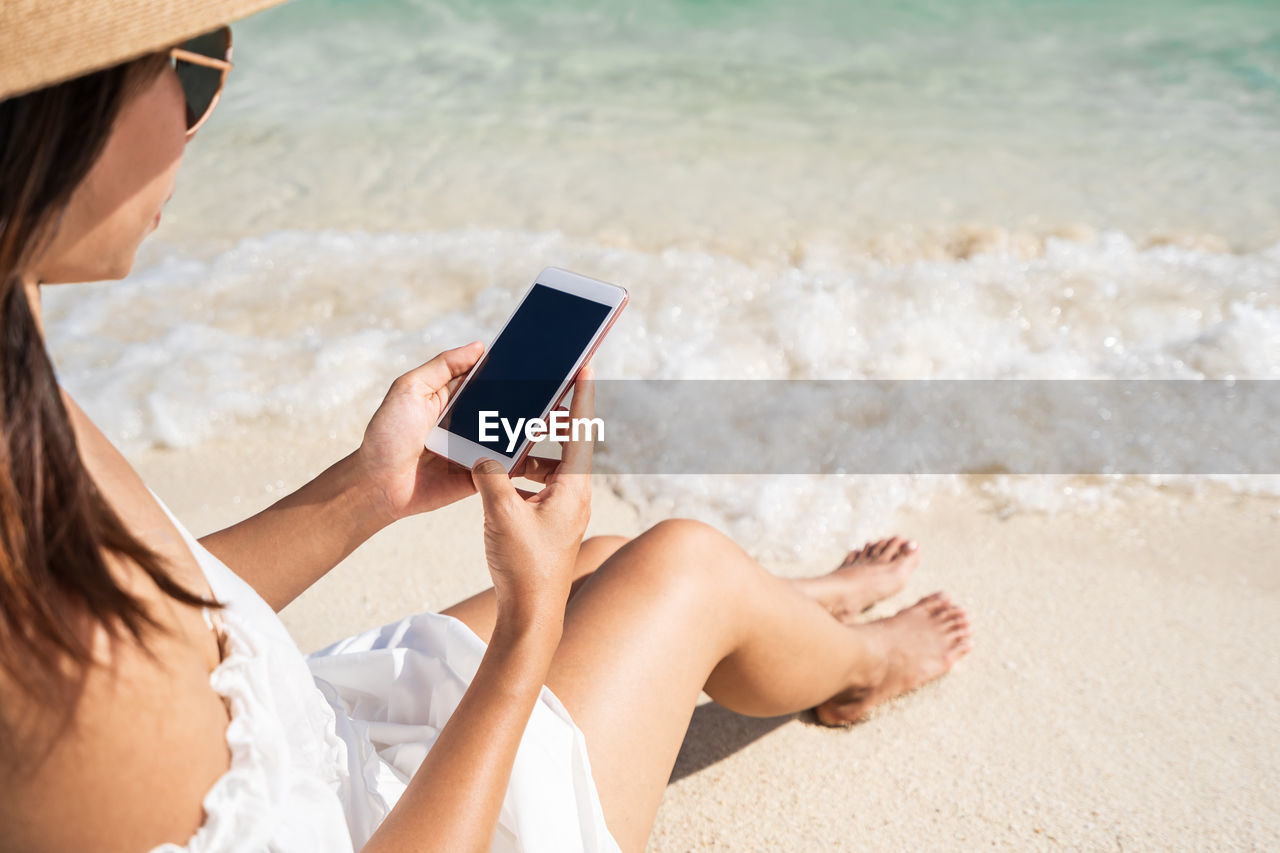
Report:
361,617,563,853
198,451,392,611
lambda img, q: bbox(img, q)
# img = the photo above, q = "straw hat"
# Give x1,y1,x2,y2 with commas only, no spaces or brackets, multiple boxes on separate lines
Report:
1,0,290,101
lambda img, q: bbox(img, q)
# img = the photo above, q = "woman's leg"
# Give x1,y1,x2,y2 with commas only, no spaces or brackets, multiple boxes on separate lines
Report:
440,535,630,644
542,520,971,852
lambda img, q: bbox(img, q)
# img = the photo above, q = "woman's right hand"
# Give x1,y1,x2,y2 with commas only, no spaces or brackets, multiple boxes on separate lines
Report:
469,364,596,635
363,365,595,852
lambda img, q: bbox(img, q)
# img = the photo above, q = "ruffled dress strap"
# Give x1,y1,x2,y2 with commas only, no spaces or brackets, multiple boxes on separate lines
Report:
145,490,365,853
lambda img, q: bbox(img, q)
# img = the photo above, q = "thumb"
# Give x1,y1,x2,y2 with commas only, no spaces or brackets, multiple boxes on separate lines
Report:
471,458,518,513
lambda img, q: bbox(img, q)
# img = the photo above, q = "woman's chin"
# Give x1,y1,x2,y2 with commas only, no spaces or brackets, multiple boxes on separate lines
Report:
100,252,138,282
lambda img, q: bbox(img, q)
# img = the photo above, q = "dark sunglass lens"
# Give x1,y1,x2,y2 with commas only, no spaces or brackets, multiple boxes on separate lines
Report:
175,60,221,128
174,27,228,129
182,28,229,62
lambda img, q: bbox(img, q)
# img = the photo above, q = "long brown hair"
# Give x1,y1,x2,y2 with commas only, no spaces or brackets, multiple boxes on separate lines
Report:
0,54,221,709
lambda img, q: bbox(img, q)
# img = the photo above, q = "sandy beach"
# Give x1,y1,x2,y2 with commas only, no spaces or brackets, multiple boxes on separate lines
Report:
132,425,1280,851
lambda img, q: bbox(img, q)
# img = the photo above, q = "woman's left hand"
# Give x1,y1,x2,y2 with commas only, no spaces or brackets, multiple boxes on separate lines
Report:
354,341,489,522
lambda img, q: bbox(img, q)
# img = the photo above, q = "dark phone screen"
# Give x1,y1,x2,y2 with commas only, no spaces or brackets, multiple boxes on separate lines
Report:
440,283,611,455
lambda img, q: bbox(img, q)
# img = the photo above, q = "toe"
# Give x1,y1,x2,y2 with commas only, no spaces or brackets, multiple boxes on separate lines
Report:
947,611,973,638
813,703,857,728
917,591,947,608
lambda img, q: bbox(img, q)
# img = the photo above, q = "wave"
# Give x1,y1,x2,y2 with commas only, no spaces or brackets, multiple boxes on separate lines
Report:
44,225,1280,552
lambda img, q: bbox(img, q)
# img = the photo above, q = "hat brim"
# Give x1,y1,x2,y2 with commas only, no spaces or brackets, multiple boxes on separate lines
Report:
1,0,291,101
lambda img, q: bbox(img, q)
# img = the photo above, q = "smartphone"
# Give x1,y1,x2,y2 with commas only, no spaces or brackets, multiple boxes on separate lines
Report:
425,267,628,472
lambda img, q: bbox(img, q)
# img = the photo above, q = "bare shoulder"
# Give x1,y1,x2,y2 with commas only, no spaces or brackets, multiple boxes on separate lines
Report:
0,571,233,852
0,389,240,849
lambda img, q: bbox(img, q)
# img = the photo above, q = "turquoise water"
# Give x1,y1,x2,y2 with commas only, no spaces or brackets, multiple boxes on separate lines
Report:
173,0,1280,246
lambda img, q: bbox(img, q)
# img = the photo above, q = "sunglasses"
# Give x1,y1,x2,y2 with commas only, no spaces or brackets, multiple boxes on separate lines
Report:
168,26,233,136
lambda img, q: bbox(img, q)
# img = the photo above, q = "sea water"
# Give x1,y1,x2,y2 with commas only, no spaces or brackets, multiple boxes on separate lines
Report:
43,0,1280,555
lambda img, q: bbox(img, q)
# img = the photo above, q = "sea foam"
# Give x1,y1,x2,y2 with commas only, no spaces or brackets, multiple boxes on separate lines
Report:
44,226,1280,554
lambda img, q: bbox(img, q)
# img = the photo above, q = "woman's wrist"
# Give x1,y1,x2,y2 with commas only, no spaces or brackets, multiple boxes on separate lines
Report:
337,448,405,530
495,606,565,640
492,598,565,653
486,615,562,692
497,571,575,628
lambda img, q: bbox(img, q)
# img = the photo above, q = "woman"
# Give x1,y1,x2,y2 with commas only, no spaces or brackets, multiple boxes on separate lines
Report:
0,1,972,851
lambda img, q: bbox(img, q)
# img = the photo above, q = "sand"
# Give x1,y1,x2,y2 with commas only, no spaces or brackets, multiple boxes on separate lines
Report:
133,425,1280,851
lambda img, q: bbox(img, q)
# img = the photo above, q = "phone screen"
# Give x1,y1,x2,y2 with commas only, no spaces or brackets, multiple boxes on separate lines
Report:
440,283,611,456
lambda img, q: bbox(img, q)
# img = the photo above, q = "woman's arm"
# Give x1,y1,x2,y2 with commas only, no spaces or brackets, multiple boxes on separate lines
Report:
198,343,486,611
197,450,393,611
361,367,596,852
360,617,561,853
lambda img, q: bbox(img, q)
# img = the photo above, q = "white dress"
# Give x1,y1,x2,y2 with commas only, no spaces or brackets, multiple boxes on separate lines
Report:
147,491,620,853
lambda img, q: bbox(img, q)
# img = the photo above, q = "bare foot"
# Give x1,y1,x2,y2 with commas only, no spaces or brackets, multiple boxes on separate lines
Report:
794,536,921,622
813,592,972,726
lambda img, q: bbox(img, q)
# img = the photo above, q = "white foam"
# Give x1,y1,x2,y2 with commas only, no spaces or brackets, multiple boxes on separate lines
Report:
44,227,1280,554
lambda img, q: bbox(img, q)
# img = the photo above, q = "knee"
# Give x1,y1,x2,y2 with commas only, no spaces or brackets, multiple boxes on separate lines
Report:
627,518,739,596
643,518,725,550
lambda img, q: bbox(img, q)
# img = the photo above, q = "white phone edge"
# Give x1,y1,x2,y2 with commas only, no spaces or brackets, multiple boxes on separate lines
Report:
423,266,628,473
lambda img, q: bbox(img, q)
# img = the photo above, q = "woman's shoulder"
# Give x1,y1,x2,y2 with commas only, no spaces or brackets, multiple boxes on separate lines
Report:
0,578,233,852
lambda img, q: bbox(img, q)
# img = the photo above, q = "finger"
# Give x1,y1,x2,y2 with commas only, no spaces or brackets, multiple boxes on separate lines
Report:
556,362,595,477
470,457,519,516
516,487,538,500
511,454,560,484
443,371,469,400
396,341,484,400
